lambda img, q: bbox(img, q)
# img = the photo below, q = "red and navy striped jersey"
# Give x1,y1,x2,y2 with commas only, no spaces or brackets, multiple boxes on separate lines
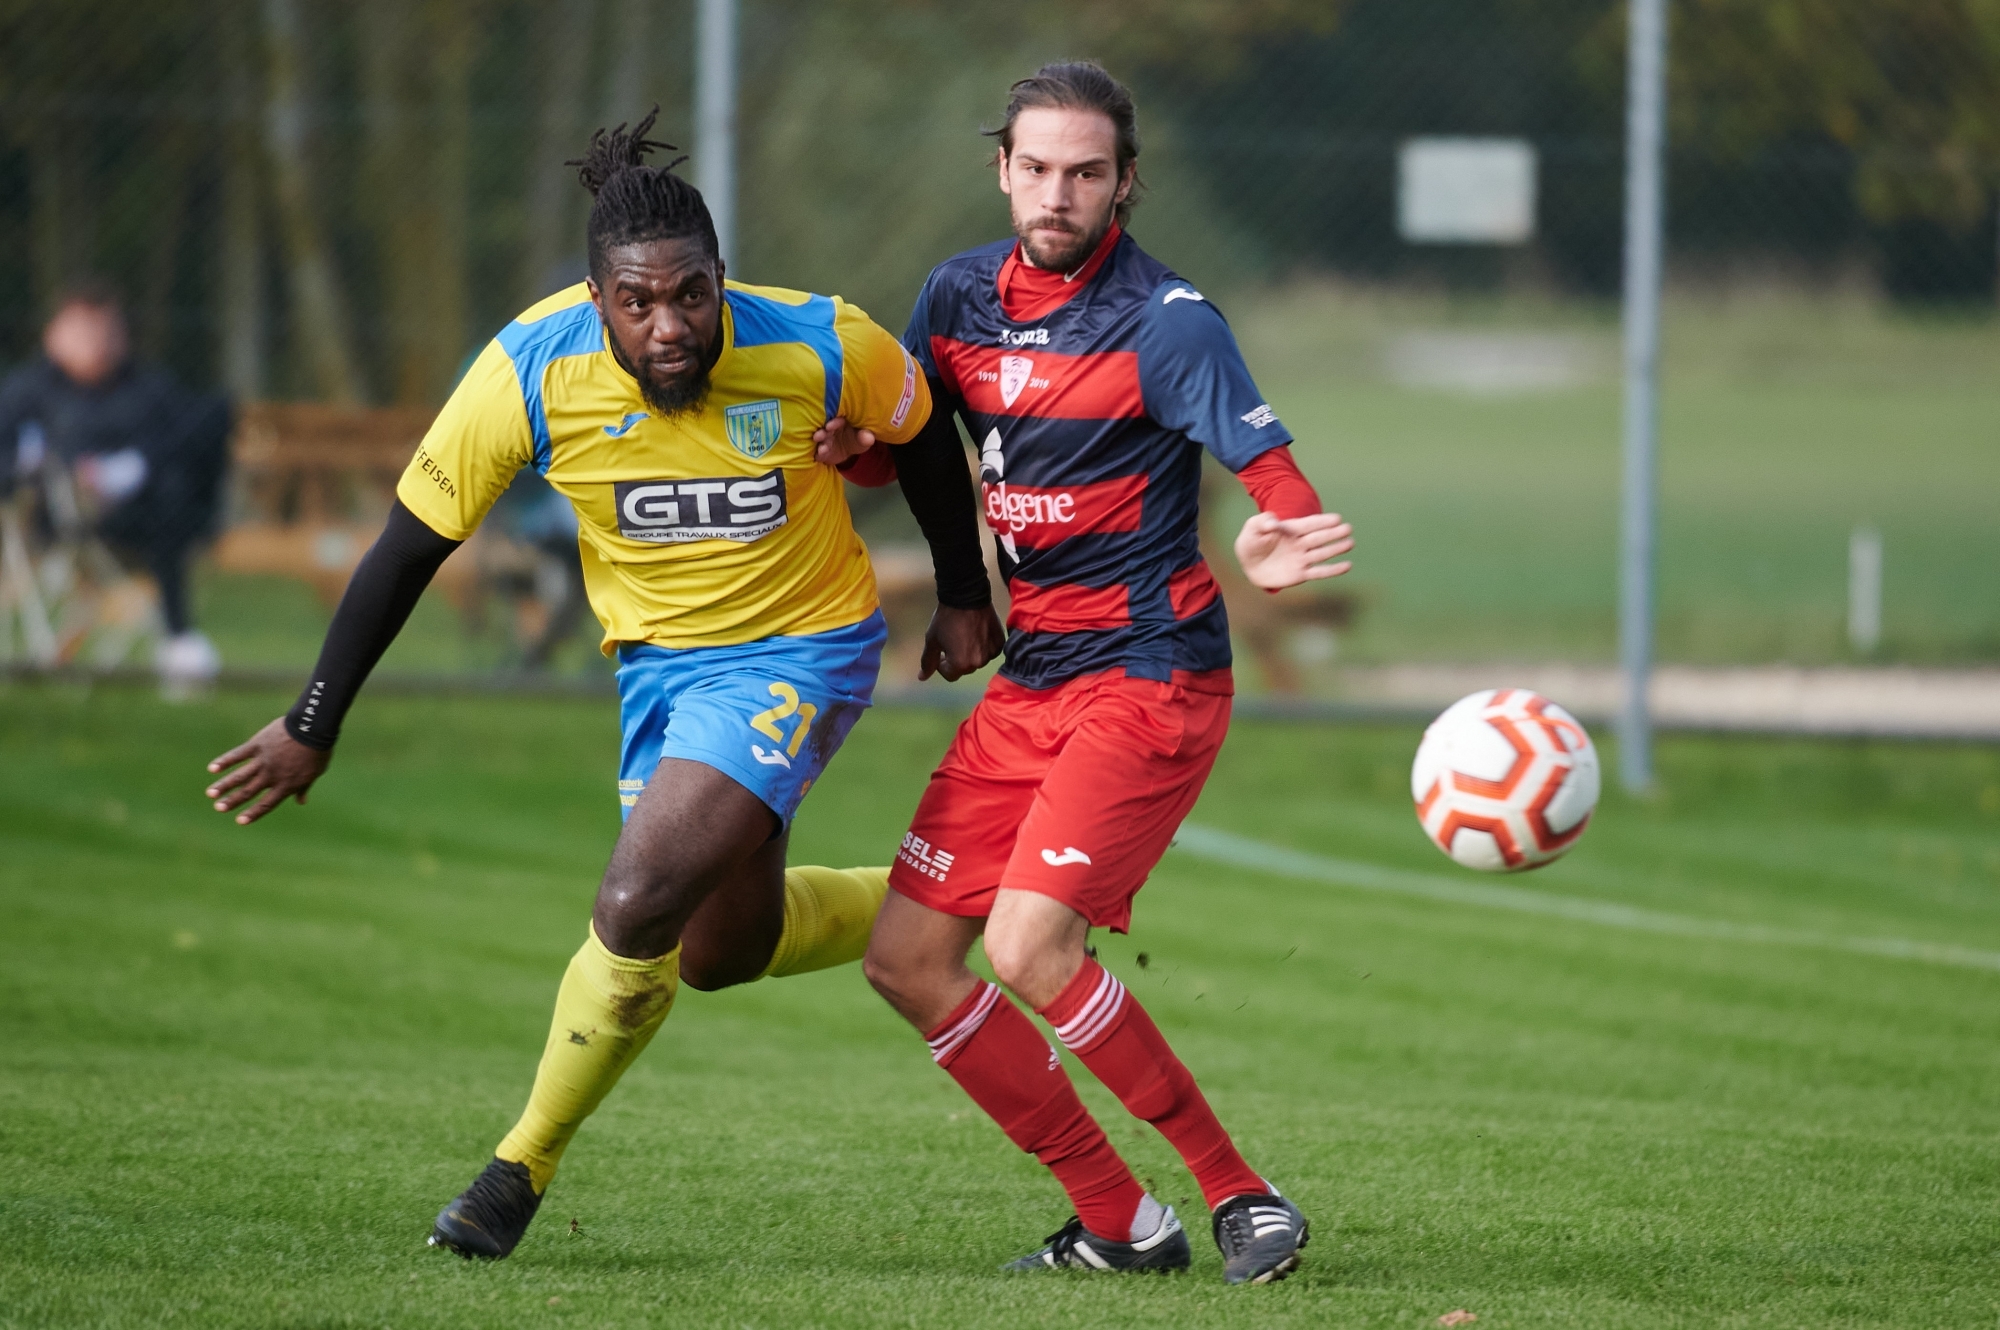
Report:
904,230,1294,691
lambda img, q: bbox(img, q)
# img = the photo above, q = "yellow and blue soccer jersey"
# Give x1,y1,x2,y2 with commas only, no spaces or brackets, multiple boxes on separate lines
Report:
396,281,929,651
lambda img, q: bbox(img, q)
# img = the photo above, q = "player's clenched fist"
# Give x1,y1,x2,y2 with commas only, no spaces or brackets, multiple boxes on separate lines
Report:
921,603,1006,682
204,717,330,825
1234,510,1354,590
811,415,875,466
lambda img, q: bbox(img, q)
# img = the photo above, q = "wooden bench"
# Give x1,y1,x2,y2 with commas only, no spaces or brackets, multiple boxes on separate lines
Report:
214,407,953,669
212,420,1352,686
211,402,472,603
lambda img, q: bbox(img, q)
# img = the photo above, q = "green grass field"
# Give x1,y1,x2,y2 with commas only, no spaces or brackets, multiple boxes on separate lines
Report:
4,684,1999,1327
1229,290,2000,670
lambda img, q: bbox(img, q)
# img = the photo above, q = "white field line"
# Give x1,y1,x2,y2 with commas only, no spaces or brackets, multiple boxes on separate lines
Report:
1169,823,2000,974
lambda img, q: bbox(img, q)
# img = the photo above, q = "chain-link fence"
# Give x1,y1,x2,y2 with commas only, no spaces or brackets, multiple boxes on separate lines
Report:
2,0,1996,695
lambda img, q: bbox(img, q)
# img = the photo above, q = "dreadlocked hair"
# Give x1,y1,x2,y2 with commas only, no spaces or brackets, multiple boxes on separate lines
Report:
567,106,719,277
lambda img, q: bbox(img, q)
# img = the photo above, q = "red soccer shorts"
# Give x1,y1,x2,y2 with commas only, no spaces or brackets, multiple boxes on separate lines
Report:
890,671,1232,932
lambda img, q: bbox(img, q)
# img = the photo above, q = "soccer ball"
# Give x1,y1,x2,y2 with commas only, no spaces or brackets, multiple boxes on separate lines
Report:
1412,689,1599,871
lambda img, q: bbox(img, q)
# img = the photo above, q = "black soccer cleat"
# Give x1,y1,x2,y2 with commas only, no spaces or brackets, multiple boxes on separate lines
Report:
1212,1192,1309,1284
1001,1207,1190,1273
428,1157,542,1259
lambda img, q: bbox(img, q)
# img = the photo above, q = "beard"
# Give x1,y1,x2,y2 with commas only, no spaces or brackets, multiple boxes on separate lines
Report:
609,326,719,420
634,362,711,418
1013,206,1114,275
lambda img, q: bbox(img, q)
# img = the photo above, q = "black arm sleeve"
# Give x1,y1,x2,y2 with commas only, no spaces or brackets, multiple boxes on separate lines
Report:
889,381,992,609
283,501,461,750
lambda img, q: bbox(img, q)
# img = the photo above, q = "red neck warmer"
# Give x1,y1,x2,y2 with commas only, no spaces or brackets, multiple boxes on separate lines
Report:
996,224,1123,323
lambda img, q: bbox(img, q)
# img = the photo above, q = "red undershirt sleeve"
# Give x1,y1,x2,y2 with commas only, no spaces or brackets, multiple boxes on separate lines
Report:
837,440,898,487
1236,447,1324,594
1236,445,1321,520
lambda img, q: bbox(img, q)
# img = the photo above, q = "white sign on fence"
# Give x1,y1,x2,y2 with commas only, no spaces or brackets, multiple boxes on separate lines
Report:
1398,137,1538,244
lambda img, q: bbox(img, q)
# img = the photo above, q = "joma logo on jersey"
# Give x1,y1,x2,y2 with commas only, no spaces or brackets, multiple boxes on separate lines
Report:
613,469,787,543
998,327,1050,347
723,399,783,459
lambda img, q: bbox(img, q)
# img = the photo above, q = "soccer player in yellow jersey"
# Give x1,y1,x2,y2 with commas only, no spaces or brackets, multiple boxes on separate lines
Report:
201,112,1005,1258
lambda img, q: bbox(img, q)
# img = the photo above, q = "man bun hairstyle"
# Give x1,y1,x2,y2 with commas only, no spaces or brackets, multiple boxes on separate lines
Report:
568,106,719,278
985,60,1143,225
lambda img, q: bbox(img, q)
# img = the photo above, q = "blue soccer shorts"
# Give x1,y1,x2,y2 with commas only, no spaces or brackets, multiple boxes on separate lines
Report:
614,610,887,826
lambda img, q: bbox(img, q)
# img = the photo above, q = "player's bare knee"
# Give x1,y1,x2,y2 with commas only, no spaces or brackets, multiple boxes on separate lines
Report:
594,885,664,939
596,862,690,924
862,946,924,1007
863,947,956,1029
981,929,1027,990
860,948,894,995
983,936,1066,1008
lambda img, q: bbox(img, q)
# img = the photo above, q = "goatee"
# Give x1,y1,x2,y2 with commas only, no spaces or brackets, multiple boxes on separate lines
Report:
635,364,711,419
609,326,718,420
1015,213,1111,275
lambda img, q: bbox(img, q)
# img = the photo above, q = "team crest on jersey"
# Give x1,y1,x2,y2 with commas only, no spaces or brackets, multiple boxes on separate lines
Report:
723,398,783,459
999,356,1034,409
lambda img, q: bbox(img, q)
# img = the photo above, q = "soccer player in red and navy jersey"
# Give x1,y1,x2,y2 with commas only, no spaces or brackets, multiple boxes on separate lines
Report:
853,62,1353,1283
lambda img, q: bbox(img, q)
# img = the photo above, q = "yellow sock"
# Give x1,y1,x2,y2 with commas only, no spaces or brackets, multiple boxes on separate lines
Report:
494,926,679,1193
760,865,890,978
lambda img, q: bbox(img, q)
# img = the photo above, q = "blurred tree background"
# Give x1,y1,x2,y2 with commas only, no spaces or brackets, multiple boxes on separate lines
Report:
1,0,1995,407
2,0,1995,677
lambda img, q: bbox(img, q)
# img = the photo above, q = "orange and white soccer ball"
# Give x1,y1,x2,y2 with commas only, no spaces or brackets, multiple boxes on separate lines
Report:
1412,689,1599,871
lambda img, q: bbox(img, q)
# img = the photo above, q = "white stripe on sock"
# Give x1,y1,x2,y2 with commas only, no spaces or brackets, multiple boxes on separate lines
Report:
927,982,1001,1064
1055,972,1126,1051
1050,968,1116,1044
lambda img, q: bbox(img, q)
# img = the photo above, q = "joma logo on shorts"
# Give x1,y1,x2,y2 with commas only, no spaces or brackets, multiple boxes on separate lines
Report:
613,469,786,543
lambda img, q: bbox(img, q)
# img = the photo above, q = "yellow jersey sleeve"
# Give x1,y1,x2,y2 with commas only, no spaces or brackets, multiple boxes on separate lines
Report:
833,300,930,444
395,339,534,540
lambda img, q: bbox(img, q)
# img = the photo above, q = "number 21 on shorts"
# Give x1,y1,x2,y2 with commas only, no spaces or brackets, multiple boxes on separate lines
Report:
748,682,816,768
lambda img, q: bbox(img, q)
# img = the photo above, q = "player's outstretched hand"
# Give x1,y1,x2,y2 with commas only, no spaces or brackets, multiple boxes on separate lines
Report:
921,603,1006,682
204,717,330,825
1234,510,1354,590
812,415,877,466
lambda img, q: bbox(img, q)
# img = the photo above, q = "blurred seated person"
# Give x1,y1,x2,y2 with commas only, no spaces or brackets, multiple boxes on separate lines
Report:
0,283,232,684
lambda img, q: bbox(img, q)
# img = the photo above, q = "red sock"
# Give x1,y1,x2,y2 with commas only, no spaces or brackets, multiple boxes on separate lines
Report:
926,981,1146,1240
1040,959,1267,1209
